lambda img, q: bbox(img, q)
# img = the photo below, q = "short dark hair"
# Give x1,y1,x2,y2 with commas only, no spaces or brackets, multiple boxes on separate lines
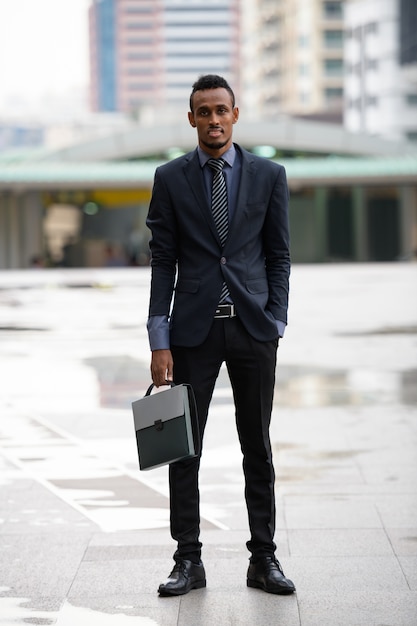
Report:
189,74,235,111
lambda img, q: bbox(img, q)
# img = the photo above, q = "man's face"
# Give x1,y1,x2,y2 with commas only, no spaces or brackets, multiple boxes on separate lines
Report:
188,87,239,156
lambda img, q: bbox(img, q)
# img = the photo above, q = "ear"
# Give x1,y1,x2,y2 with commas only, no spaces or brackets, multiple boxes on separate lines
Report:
232,107,239,124
188,111,196,127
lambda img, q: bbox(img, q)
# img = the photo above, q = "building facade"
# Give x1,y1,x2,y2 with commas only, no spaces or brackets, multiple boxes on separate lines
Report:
241,0,345,121
89,0,241,116
344,0,417,142
89,0,347,121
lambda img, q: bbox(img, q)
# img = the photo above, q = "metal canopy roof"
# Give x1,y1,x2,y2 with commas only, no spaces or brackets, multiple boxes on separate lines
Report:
34,118,417,162
0,156,416,191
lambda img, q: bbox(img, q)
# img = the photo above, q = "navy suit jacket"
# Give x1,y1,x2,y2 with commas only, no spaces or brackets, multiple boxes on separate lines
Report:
147,143,290,347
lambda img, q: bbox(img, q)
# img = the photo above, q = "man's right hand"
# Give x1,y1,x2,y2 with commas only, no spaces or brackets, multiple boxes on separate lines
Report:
150,349,174,387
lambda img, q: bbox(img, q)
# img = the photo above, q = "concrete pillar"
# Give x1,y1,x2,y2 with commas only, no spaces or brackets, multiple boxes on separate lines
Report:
399,186,417,260
0,193,9,269
352,186,368,261
20,192,44,267
7,193,20,268
315,187,328,262
0,191,44,269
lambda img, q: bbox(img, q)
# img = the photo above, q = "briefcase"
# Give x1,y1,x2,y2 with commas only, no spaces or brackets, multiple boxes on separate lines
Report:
132,383,200,470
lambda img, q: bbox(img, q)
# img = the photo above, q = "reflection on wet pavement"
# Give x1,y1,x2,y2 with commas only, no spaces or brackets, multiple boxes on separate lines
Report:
0,410,220,533
0,597,158,625
84,356,149,409
276,366,417,407
82,353,417,409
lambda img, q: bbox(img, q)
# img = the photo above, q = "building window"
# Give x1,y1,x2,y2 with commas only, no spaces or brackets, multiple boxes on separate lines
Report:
365,22,378,35
324,58,343,76
323,30,343,49
125,7,153,14
353,26,362,41
323,2,343,20
366,95,378,106
406,131,417,142
348,98,361,109
128,83,153,91
406,93,417,106
126,67,153,76
365,58,378,71
125,22,153,29
325,87,343,103
299,63,309,76
266,68,280,78
298,34,309,48
126,37,153,45
126,52,153,60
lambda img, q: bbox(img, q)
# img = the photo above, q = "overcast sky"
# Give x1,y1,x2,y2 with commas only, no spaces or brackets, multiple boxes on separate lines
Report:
0,0,90,117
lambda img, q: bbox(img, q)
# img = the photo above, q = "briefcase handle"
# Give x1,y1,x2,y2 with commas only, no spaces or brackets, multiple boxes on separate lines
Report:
144,382,175,397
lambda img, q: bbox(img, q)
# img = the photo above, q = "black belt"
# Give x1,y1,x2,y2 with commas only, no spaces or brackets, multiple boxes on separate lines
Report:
214,303,236,319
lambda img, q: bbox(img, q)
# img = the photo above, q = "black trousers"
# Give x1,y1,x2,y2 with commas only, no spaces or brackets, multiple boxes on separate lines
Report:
170,316,278,562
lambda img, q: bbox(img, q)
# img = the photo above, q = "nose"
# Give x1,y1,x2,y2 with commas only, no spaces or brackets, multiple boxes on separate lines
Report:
208,111,219,125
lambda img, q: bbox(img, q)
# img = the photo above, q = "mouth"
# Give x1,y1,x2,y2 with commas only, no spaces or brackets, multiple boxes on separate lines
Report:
208,128,223,137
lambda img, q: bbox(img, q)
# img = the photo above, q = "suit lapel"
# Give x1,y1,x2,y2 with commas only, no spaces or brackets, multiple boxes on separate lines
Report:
228,148,256,236
183,150,222,245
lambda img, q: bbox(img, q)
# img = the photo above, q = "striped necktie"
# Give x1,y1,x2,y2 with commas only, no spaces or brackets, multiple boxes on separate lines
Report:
208,158,230,303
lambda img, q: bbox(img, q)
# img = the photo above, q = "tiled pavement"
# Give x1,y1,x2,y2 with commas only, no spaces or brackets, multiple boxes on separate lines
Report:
0,264,416,625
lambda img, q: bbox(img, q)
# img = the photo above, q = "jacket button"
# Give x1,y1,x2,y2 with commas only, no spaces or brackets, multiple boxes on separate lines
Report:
220,257,226,264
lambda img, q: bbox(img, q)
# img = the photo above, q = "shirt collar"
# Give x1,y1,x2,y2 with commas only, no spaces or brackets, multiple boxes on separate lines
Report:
197,143,236,169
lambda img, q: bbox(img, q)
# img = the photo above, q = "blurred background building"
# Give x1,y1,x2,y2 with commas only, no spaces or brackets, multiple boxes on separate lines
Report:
252,0,344,122
88,0,346,124
89,0,241,117
344,0,417,142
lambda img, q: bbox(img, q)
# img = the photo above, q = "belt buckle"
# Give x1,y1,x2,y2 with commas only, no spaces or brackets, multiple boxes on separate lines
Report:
214,303,235,319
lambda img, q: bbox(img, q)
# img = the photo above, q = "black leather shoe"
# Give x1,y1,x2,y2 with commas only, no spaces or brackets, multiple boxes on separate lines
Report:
247,556,295,595
158,559,206,596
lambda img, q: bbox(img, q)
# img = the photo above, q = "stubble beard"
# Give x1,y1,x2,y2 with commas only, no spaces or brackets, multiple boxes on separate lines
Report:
201,136,230,151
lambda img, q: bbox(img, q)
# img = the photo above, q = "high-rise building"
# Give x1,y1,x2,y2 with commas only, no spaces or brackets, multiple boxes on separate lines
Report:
343,0,417,141
242,0,345,120
89,0,241,115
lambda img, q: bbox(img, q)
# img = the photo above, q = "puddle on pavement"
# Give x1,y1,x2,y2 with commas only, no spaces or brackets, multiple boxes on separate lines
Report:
0,597,158,625
84,356,149,409
275,366,417,408
56,601,159,625
84,355,417,409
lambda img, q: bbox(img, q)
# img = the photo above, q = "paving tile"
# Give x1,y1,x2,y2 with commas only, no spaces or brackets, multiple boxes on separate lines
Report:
0,533,92,596
288,528,394,557
398,556,417,590
177,590,300,626
289,556,408,594
385,528,417,556
0,478,98,533
68,558,170,598
297,590,417,626
284,495,382,529
375,494,417,528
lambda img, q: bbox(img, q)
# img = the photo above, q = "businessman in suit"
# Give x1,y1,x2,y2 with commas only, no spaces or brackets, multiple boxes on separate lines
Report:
146,74,294,596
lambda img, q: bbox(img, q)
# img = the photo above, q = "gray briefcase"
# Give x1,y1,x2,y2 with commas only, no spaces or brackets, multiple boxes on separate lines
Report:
132,383,200,470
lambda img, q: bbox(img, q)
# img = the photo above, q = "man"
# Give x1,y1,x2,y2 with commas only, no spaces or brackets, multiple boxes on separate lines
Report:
146,74,294,596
